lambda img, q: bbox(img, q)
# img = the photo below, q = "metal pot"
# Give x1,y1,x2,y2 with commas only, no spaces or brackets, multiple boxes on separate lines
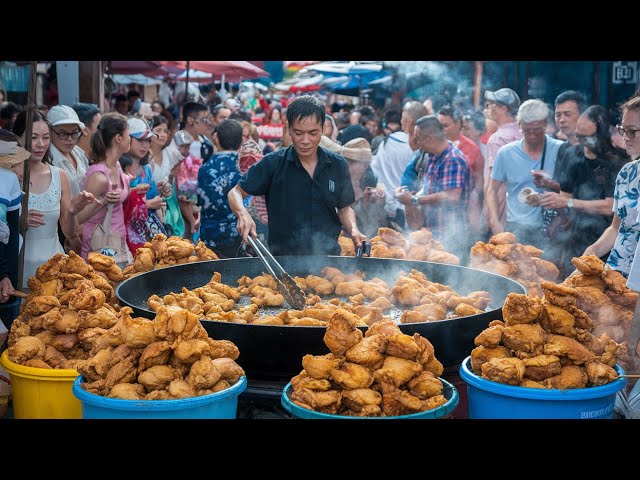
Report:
116,256,525,380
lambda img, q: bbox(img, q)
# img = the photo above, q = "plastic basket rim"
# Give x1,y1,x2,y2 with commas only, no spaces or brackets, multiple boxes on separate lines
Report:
281,376,459,419
72,375,247,411
0,350,79,379
459,356,626,400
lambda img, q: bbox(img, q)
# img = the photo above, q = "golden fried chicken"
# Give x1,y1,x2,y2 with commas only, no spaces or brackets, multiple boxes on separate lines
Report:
23,295,61,316
520,379,546,388
502,293,542,325
302,353,344,380
522,355,562,381
406,370,443,399
585,360,618,386
407,244,431,261
330,362,374,390
138,365,182,391
79,306,119,330
411,334,435,367
408,228,433,245
48,333,79,352
489,232,517,245
571,255,605,275
373,356,422,387
532,257,560,281
109,383,146,400
209,357,245,384
379,227,407,247
323,309,364,356
42,345,67,368
564,304,594,330
542,365,588,389
104,356,137,391
543,334,595,364
290,388,342,414
474,325,504,348
186,355,222,390
385,334,420,360
167,379,197,398
338,235,356,256
365,319,401,337
24,359,51,369
249,286,285,307
563,273,606,290
121,307,157,347
470,345,512,374
35,252,67,282
481,357,525,385
454,303,485,317
427,250,460,265
132,247,156,273
69,282,105,312
291,371,333,391
173,338,211,364
367,296,393,312
574,287,612,314
601,268,629,294
206,338,239,360
342,388,382,414
502,323,546,354
167,236,195,259
137,341,172,372
540,281,578,309
539,301,576,336
195,240,219,260
45,308,81,334
370,243,393,258
8,336,46,364
345,334,387,368
605,290,638,309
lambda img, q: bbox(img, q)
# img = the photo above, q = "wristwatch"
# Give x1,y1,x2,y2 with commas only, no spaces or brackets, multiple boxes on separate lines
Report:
411,195,420,206
567,198,574,209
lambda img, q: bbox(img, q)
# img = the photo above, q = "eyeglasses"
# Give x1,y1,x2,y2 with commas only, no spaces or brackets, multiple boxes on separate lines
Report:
520,126,546,135
52,128,82,140
616,124,640,139
195,115,212,125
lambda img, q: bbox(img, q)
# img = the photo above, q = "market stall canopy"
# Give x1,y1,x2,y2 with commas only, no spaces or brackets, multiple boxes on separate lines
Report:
304,61,384,76
159,61,269,80
110,61,167,76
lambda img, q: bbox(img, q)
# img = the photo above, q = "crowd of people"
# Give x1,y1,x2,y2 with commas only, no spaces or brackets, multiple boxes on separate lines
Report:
1,78,640,305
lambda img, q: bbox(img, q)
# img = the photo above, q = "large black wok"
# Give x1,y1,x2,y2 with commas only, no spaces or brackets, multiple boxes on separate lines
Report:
115,256,525,380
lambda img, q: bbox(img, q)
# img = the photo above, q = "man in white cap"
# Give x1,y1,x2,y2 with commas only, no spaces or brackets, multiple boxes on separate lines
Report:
47,104,91,253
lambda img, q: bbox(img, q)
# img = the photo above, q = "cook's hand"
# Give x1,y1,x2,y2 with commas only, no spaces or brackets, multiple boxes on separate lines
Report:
0,277,15,304
192,210,201,233
539,192,568,209
395,186,412,205
350,230,367,250
146,196,164,210
69,190,98,214
236,209,257,242
27,210,45,228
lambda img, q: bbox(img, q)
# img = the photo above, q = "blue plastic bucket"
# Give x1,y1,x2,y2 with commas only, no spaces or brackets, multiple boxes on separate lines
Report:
459,357,626,419
281,377,458,419
72,375,247,419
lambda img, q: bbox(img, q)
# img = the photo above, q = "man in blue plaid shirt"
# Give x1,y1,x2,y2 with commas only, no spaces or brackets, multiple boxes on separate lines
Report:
396,116,471,248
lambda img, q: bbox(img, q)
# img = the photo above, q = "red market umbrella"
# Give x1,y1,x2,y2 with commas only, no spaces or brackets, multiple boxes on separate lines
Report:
109,60,167,76
159,60,268,79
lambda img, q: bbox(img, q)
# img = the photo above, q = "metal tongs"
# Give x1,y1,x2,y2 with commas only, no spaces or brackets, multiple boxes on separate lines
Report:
247,236,306,310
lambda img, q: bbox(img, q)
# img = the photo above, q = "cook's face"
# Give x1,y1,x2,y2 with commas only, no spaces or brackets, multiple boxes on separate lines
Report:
555,100,580,137
289,116,322,159
30,120,51,162
621,109,640,159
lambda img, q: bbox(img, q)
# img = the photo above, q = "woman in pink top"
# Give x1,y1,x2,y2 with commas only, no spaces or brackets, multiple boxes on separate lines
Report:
78,113,132,265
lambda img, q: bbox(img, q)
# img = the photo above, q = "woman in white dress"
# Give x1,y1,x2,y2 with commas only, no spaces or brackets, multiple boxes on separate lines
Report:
8,111,96,288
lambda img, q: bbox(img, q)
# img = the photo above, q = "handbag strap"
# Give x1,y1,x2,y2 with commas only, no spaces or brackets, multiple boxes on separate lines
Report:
539,137,548,171
101,204,114,231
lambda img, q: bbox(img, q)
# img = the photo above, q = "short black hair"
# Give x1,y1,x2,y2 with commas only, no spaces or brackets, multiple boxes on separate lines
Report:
72,103,100,127
360,165,378,190
0,102,21,119
554,90,586,113
115,94,127,103
464,110,487,134
383,109,402,125
229,110,252,123
286,95,325,127
216,119,243,151
127,90,140,100
183,102,208,120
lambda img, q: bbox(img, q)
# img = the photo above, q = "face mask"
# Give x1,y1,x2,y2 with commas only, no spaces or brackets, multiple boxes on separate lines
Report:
578,134,599,152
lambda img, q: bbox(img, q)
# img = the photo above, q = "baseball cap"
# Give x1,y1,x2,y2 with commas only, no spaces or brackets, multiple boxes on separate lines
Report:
47,105,85,130
485,88,521,114
127,117,156,140
174,130,194,146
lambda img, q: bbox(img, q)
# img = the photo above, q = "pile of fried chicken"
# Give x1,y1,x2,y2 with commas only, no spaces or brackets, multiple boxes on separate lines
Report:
470,232,560,297
146,267,491,326
122,234,219,278
7,251,122,369
471,273,628,389
289,310,448,417
339,227,460,265
74,305,244,400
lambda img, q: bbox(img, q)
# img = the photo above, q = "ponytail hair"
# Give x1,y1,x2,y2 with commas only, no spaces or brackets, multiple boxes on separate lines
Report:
91,112,127,164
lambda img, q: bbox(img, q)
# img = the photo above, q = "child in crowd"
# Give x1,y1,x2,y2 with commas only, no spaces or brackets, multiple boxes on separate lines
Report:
174,130,201,241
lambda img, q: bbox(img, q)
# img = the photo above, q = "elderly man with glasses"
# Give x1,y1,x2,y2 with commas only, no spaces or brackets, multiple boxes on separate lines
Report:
486,99,564,248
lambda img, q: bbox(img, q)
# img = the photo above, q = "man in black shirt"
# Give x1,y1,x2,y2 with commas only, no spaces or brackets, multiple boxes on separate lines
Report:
228,95,366,256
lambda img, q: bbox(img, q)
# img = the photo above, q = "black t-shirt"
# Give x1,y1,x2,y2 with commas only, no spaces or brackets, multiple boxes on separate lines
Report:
238,145,355,256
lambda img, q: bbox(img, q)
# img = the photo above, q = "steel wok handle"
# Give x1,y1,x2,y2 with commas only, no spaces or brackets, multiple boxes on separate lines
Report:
356,240,371,258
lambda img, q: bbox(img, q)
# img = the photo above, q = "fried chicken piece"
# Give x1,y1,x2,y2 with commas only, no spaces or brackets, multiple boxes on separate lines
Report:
543,334,595,364
109,383,146,400
522,355,562,381
23,295,60,316
564,304,594,330
408,228,433,245
137,341,172,372
41,278,64,297
574,286,612,314
290,371,333,391
46,308,82,334
48,333,79,352
407,244,431,261
470,345,512,374
379,227,407,247
540,281,578,309
572,255,605,275
173,338,211,364
302,353,344,380
186,355,222,390
365,320,401,338
69,282,105,312
167,236,195,259
251,315,285,325
35,252,67,282
542,365,588,389
489,232,517,245
42,345,67,368
334,280,366,297
454,303,485,317
289,317,328,326
481,357,526,385
206,338,239,360
385,334,420,360
520,379,546,388
138,365,182,391
195,240,218,260
82,378,108,396
407,370,443,399
23,359,51,369
427,250,460,265
8,336,46,364
601,268,628,294
342,388,382,414
167,307,205,340
367,296,393,312
502,293,542,325
585,360,618,386
370,243,393,258
87,252,117,272
563,273,606,290
290,388,342,414
79,306,119,330
209,357,245,384
338,235,355,256
539,301,575,336
323,309,364,356
345,334,387,368
423,355,444,376
63,253,94,278
532,257,560,281
167,379,197,399
503,323,546,354
104,356,137,391
373,356,423,387
330,362,374,390
249,286,285,307
474,325,504,348
120,307,157,347
132,247,156,273
605,290,638,309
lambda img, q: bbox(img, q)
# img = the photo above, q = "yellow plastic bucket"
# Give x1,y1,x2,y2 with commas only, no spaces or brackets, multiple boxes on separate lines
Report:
0,350,81,419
